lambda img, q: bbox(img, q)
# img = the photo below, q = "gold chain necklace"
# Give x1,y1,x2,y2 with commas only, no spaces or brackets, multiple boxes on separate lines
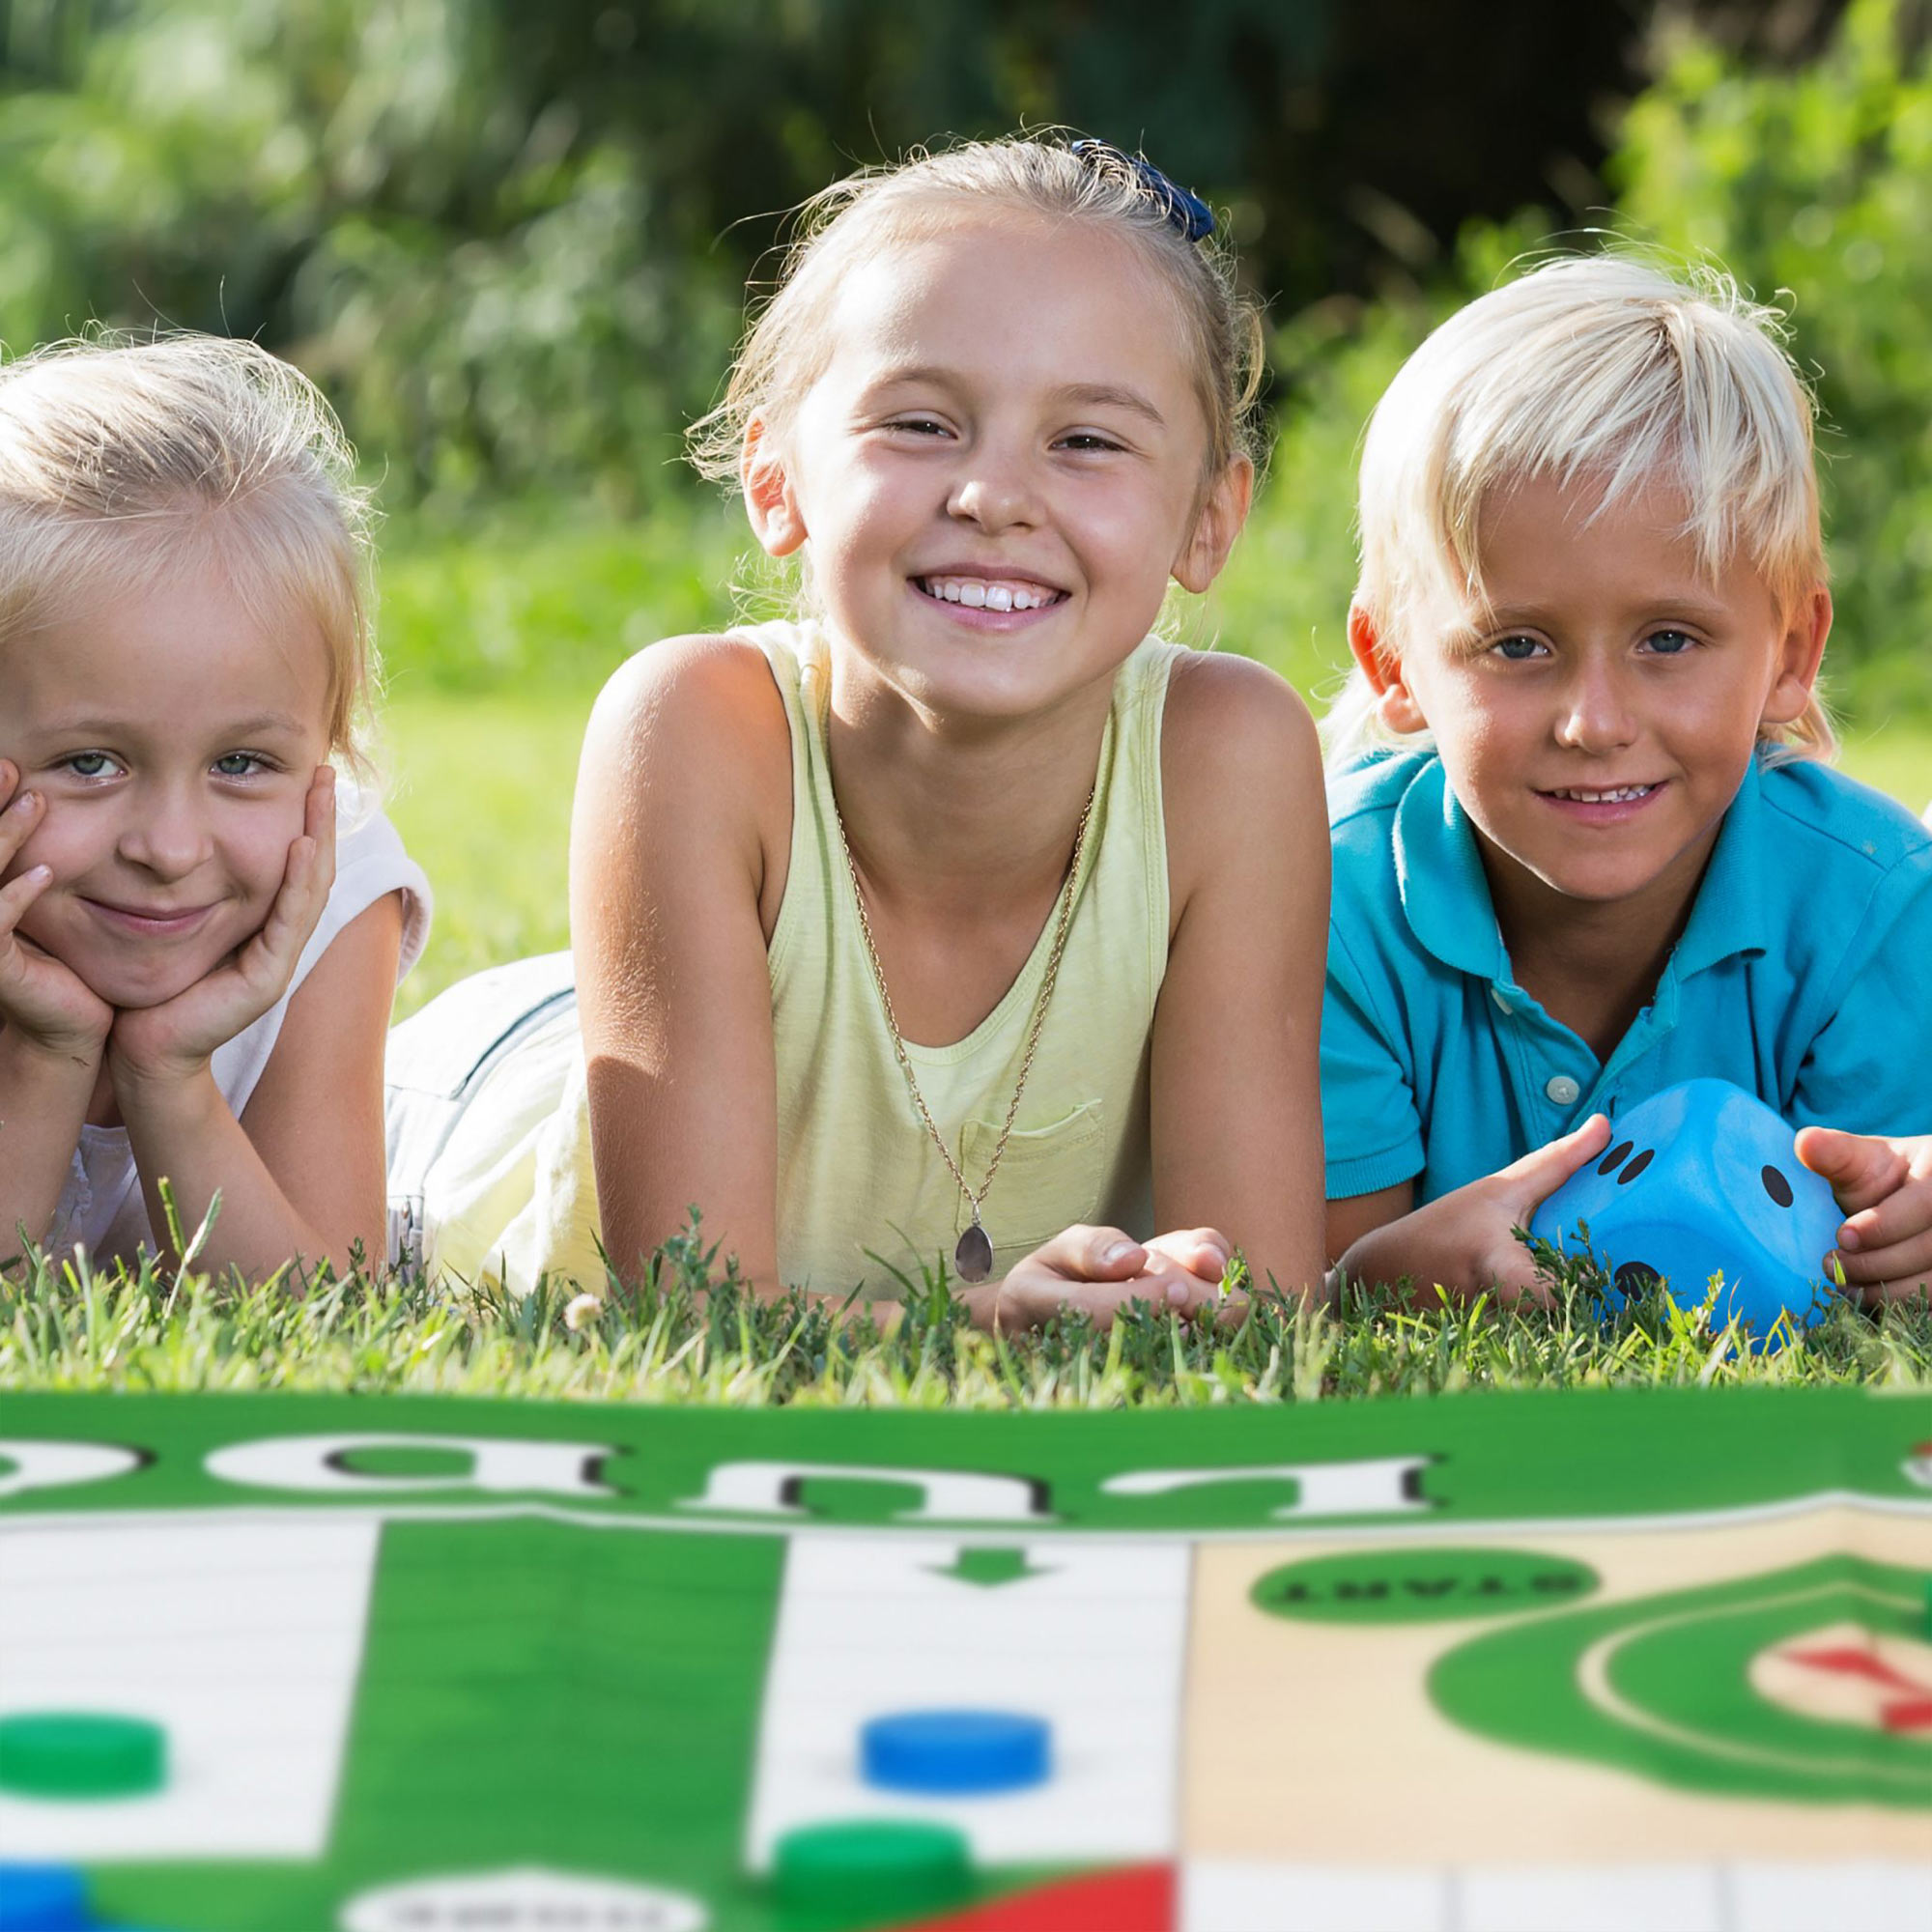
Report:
833,783,1096,1285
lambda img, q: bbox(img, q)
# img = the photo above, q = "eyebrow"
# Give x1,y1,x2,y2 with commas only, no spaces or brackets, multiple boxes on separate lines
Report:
863,368,1168,428
1049,382,1167,427
27,711,308,741
1482,591,1735,629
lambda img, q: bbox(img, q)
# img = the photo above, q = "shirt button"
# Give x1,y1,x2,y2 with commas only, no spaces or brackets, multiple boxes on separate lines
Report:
1546,1074,1581,1106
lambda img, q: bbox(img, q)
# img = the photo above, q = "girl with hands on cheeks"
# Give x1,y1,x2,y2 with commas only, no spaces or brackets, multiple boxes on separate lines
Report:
0,338,428,1282
386,137,1329,1327
1317,259,1932,1311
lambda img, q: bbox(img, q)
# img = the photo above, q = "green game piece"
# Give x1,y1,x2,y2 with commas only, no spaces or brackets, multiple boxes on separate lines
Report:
773,1819,972,1918
0,1713,166,1799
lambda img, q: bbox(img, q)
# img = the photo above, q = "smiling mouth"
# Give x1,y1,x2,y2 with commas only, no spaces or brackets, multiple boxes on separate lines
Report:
914,574,1067,612
1539,782,1664,804
82,898,218,935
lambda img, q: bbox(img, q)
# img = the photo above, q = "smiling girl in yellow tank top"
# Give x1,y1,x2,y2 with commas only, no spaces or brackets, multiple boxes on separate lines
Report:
386,136,1330,1324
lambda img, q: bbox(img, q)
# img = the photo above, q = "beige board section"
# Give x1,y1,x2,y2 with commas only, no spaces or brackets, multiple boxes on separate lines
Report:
1182,1505,1932,1863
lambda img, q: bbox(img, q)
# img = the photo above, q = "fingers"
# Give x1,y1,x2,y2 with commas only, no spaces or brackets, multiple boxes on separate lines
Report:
0,860,54,933
1497,1112,1613,1212
1142,1226,1233,1284
1019,1224,1149,1283
306,765,338,876
0,778,45,879
1832,1231,1932,1295
1795,1124,1908,1215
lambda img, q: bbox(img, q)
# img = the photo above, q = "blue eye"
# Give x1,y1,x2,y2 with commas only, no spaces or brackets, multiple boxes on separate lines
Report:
1645,629,1695,656
64,752,118,780
1491,636,1546,662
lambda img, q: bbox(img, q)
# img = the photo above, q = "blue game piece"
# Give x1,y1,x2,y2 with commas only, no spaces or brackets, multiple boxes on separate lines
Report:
0,1863,88,1932
1530,1079,1842,1336
860,1709,1052,1795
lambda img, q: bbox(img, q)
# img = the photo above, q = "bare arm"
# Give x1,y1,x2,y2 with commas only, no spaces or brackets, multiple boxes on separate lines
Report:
0,770,112,1259
106,771,403,1278
115,890,404,1277
570,638,792,1292
1151,654,1330,1301
1326,1181,1412,1268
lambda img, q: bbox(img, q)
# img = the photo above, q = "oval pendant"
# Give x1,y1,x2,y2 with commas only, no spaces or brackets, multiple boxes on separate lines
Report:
954,1220,994,1284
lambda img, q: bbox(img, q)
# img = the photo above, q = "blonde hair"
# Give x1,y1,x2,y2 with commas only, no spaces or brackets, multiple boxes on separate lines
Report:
0,333,379,775
688,134,1266,492
1326,254,1834,767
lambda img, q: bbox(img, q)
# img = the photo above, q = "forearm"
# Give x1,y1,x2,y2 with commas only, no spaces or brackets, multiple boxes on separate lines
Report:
113,1064,360,1280
0,1028,100,1258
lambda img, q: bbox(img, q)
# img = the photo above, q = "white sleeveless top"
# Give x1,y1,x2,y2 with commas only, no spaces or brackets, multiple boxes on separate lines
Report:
47,785,431,1264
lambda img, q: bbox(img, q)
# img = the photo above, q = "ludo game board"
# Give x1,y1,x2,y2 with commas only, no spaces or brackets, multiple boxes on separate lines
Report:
0,1387,1927,1930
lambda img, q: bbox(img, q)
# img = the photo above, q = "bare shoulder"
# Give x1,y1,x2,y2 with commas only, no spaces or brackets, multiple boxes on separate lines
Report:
1160,650,1325,906
583,632,790,783
574,632,795,936
1162,647,1320,773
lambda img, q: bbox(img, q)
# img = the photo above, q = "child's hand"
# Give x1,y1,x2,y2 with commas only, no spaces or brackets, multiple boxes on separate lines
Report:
0,767,113,1063
968,1223,1232,1331
108,767,336,1090
1795,1125,1932,1301
1337,1114,1613,1304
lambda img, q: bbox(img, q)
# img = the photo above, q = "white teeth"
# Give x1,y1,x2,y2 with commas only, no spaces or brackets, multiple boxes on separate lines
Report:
919,576,1060,611
1553,784,1657,803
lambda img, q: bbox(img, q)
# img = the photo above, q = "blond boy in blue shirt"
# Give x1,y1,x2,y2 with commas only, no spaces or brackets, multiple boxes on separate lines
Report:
1320,257,1932,1303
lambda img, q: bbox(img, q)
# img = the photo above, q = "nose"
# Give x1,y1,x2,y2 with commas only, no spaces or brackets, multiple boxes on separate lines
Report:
1552,657,1639,755
116,779,214,882
946,437,1042,535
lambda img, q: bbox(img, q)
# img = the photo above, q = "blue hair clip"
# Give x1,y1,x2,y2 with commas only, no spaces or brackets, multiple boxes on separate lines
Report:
1070,139,1216,243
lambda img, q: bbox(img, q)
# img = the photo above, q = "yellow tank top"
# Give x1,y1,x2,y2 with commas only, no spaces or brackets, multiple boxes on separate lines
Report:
756,619,1178,1296
419,620,1180,1299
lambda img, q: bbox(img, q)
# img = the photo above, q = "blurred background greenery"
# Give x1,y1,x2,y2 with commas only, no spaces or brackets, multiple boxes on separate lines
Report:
3,0,1927,1010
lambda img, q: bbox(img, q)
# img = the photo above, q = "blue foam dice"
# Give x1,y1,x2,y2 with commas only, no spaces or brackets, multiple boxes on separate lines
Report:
1529,1079,1844,1334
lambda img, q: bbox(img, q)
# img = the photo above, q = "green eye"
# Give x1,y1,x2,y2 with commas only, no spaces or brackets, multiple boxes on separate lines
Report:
213,753,265,778
66,752,115,778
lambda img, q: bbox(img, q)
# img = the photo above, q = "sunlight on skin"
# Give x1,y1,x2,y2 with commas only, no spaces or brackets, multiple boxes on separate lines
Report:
381,688,1930,1019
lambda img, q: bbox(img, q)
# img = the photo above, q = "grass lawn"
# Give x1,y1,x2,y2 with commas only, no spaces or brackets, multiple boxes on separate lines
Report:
6,1231,1925,1402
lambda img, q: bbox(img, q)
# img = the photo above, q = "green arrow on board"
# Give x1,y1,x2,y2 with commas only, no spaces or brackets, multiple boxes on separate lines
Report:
933,1548,1052,1587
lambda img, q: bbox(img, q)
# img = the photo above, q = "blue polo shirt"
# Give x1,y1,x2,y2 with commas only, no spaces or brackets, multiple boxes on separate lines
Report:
1322,750,1932,1202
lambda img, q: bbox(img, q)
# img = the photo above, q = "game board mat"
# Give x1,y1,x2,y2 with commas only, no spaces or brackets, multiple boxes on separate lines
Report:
1,1386,1927,1931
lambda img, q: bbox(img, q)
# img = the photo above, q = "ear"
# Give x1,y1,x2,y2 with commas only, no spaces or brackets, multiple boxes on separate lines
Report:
741,416,808,558
1171,455,1254,594
1348,603,1429,735
1759,584,1832,729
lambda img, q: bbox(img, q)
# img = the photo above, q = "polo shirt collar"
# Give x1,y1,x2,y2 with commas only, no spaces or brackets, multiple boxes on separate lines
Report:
1671,753,1772,976
1391,753,1772,984
1392,757,1509,980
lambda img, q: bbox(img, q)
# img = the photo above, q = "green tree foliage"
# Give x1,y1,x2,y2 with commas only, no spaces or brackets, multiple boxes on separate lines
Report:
1252,0,1932,712
1615,0,1932,710
1,0,1925,710
0,0,1638,507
